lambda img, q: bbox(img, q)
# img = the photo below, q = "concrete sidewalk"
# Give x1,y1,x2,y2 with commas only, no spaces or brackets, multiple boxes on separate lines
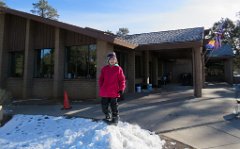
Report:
7,83,240,149
164,119,240,149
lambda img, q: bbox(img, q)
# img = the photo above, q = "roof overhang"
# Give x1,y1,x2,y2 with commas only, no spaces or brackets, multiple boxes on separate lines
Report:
207,56,234,60
0,7,137,49
136,41,203,51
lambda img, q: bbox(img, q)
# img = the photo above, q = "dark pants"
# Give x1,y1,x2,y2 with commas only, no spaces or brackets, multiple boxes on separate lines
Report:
101,98,119,118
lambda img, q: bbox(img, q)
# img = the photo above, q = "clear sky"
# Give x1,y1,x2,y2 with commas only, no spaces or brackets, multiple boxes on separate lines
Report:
3,0,240,34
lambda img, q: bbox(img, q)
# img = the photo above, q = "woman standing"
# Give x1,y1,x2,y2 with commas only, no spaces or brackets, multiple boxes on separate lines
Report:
99,52,126,124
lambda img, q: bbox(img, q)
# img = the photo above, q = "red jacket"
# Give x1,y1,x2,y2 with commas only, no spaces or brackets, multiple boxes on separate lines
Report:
99,65,126,98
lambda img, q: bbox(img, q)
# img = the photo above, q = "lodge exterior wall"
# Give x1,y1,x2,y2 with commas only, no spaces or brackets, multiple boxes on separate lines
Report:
1,14,107,100
32,79,53,98
5,14,26,51
0,11,214,100
32,20,55,49
64,80,96,100
6,78,23,98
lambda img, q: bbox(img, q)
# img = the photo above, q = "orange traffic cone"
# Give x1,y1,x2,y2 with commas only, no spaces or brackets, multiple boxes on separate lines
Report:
61,91,72,110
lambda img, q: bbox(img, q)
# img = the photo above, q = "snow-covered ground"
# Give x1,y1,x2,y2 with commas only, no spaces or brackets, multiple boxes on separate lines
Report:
0,115,165,149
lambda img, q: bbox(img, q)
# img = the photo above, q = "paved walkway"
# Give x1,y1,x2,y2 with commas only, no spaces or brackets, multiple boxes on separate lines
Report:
8,83,240,149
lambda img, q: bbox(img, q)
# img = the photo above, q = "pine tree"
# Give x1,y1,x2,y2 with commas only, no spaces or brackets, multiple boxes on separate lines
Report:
205,17,240,74
0,0,7,7
233,12,240,73
31,0,59,20
116,28,129,37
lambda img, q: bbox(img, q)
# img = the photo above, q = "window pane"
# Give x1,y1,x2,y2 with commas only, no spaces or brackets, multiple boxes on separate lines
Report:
88,44,96,78
34,49,54,78
10,52,24,77
65,45,96,79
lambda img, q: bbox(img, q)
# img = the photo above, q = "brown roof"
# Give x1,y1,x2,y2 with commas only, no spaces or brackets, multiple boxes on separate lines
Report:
0,6,137,49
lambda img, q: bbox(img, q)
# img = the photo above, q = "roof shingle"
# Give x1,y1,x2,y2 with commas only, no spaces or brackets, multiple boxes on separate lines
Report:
207,44,234,58
123,27,204,45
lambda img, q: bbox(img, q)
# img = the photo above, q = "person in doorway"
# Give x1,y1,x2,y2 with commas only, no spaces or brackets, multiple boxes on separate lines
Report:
99,52,126,124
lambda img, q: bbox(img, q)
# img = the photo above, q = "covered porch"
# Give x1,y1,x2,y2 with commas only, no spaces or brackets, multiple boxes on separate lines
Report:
123,27,205,97
137,43,203,97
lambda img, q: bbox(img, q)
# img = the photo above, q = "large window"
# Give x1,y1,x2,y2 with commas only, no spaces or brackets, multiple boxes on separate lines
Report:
10,52,24,77
34,48,54,78
65,45,96,79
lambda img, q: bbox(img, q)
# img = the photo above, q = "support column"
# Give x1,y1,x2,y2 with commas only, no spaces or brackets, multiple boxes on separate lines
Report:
192,47,202,97
144,51,150,85
96,40,113,98
152,54,158,87
23,19,34,99
202,53,206,87
127,50,135,93
224,59,233,84
53,28,64,100
0,13,6,88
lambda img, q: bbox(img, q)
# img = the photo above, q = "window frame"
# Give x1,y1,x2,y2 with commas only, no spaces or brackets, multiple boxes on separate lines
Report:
34,48,54,79
64,44,96,80
9,51,24,78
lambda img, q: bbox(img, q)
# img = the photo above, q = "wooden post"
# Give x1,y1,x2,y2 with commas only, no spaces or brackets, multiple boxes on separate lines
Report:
23,19,34,99
127,50,135,93
192,47,202,97
96,40,113,98
202,52,206,87
144,51,150,85
0,13,6,88
152,54,158,87
53,28,64,100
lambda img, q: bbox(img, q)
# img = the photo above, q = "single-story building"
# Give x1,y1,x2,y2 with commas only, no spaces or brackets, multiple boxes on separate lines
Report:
0,7,211,101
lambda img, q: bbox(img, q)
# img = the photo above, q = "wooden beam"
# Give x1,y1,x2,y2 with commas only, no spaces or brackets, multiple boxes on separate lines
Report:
23,19,34,99
53,28,64,100
136,41,202,51
0,13,6,88
0,7,137,49
192,47,203,97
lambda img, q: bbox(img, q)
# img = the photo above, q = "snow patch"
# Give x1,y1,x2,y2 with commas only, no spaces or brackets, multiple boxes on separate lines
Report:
0,114,165,149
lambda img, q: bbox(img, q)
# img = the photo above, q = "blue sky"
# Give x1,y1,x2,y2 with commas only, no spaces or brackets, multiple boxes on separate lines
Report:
3,0,240,34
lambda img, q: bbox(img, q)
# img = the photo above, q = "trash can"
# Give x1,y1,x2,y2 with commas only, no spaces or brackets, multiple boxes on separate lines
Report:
136,86,141,93
147,84,152,92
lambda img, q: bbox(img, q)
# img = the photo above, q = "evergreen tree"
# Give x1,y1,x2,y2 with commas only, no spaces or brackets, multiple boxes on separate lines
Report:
208,18,236,45
233,12,240,73
105,30,113,34
116,28,129,37
31,0,59,20
206,17,240,74
235,12,240,51
0,0,7,7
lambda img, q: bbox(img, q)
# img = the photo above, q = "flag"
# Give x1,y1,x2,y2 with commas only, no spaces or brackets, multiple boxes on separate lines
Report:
206,39,215,49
